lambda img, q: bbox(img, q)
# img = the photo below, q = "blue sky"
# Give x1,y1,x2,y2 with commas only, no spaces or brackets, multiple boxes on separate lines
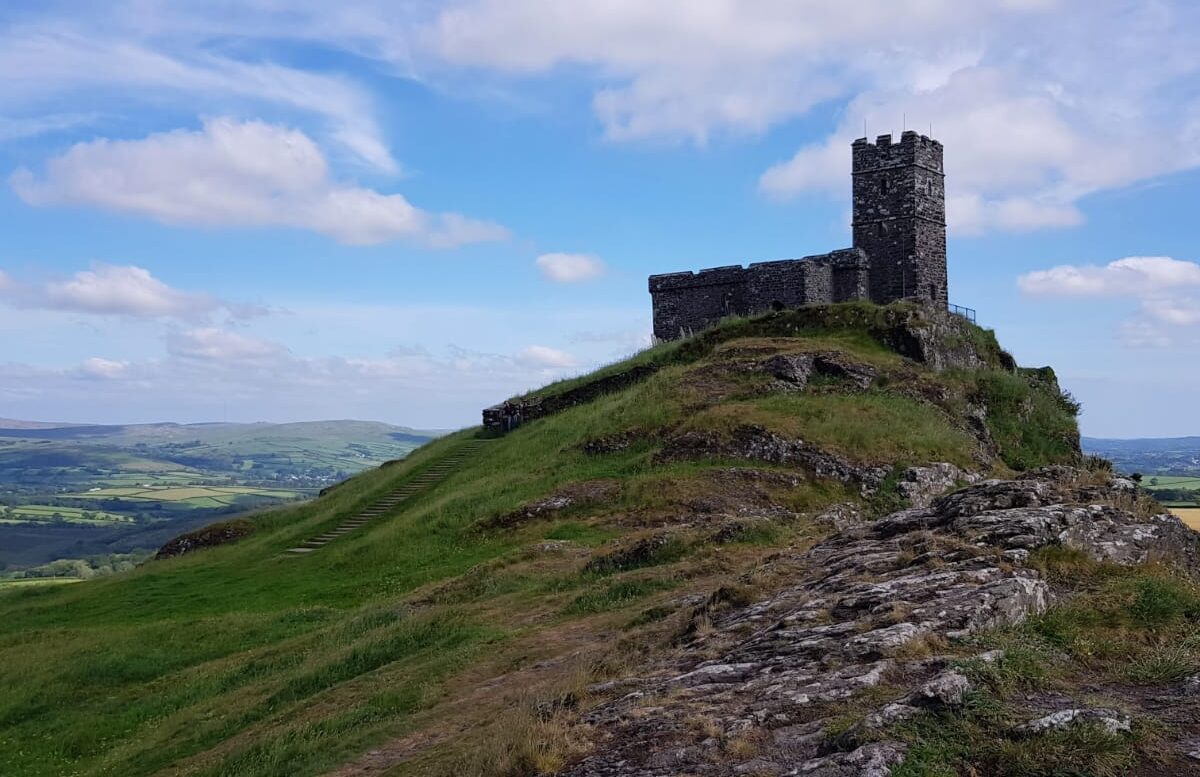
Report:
1,0,1199,437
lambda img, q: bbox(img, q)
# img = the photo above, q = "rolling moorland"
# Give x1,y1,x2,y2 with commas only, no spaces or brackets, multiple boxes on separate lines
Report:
2,303,1200,776
0,420,435,573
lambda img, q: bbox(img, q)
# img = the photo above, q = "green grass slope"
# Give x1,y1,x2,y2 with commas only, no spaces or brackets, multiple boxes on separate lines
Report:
0,304,1082,777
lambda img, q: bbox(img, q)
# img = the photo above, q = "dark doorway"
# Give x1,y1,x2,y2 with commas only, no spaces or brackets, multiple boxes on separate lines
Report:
770,300,785,312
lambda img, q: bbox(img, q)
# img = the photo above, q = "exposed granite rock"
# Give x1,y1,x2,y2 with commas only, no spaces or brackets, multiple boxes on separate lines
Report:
582,431,643,456
761,352,877,392
657,425,890,495
155,518,255,560
797,742,907,776
559,469,1196,776
480,479,621,530
897,463,982,508
1014,708,1132,736
915,670,972,708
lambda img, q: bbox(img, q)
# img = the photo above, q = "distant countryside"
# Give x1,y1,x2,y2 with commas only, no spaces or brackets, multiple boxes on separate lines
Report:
1083,437,1200,529
0,419,436,579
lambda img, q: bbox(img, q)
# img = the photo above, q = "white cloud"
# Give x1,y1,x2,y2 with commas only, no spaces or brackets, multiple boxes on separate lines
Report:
167,328,289,362
426,0,1050,143
1019,256,1200,346
11,118,508,247
760,60,1200,233
535,252,606,283
0,29,396,171
0,263,242,320
1018,257,1200,297
7,2,1199,237
419,0,1200,234
43,265,220,318
516,345,577,369
79,357,129,379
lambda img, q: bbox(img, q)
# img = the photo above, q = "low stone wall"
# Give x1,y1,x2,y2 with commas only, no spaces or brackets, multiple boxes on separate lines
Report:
483,364,658,434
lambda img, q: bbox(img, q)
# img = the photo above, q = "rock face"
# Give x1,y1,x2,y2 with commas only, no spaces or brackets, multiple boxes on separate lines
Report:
760,352,877,392
483,364,659,434
155,518,255,560
657,425,892,496
560,470,1196,776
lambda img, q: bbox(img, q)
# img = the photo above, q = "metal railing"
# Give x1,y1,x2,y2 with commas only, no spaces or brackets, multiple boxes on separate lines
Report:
948,303,976,323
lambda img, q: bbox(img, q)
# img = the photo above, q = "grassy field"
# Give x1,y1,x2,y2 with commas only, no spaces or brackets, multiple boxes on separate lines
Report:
69,485,310,508
0,505,132,524
1171,507,1200,530
1149,475,1200,488
0,578,83,590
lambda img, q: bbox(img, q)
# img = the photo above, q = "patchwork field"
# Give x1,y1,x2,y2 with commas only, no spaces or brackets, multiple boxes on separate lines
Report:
0,419,437,568
0,505,132,524
68,485,309,508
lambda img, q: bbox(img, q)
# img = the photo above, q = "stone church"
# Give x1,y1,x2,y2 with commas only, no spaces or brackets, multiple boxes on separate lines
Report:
649,131,948,341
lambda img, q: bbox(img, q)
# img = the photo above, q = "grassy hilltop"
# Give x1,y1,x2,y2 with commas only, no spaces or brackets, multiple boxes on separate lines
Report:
1,303,1162,777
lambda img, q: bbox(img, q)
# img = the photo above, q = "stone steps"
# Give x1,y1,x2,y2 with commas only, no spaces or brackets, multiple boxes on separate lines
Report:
282,440,490,555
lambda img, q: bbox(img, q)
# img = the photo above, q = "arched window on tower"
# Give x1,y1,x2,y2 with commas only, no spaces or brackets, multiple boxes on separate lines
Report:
880,175,889,195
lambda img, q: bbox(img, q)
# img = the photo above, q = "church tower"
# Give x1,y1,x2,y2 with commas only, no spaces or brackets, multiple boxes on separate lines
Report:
851,131,947,305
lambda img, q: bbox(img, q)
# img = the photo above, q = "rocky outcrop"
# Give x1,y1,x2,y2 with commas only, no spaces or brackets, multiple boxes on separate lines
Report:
155,518,255,560
657,425,891,495
483,365,659,434
479,480,621,531
560,470,1196,776
760,352,877,392
896,463,981,508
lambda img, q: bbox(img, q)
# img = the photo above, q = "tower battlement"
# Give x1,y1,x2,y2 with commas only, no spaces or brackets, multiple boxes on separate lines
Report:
648,133,949,341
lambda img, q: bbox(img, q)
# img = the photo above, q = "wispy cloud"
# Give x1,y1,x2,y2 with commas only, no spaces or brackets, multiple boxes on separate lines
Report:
516,344,577,368
535,252,606,283
0,113,98,142
12,118,509,247
166,328,289,362
0,28,397,171
79,357,129,380
0,328,586,425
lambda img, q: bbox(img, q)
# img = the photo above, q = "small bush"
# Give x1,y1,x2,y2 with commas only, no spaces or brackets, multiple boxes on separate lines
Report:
1129,577,1200,626
973,369,1080,471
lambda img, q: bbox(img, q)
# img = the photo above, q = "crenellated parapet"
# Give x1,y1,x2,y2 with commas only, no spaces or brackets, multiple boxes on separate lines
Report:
649,249,871,342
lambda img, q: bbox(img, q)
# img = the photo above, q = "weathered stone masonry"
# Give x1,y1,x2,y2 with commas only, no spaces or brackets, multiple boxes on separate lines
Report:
650,131,947,341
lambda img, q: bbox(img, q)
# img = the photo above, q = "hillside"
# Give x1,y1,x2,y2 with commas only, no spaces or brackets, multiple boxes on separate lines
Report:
1,303,1196,776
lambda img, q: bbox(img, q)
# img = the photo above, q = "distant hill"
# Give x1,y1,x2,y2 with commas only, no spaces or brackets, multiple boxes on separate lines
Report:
0,418,441,443
0,418,443,568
